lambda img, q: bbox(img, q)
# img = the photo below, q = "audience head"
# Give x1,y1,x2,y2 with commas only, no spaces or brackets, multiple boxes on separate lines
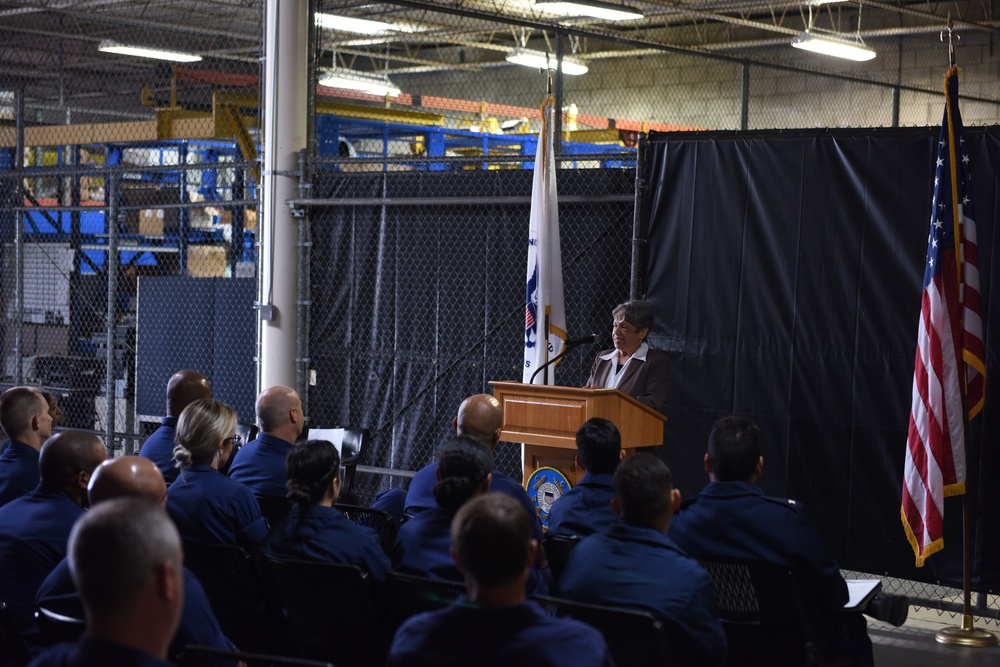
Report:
612,453,679,532
0,386,53,448
166,370,212,418
575,418,623,475
451,494,535,596
173,399,238,471
453,394,503,449
68,498,183,656
706,415,762,483
89,456,168,508
433,436,493,511
39,430,107,506
40,390,62,429
286,439,341,507
255,385,304,441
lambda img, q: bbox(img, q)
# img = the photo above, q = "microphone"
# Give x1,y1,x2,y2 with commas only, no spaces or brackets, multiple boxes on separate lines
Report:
528,334,599,384
564,334,599,347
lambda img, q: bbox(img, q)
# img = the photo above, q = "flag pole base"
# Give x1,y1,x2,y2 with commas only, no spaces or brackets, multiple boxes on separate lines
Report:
935,617,999,647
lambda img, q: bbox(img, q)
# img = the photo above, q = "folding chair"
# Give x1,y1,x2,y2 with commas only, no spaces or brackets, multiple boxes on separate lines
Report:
0,599,29,667
384,570,466,627
541,532,582,585
35,605,86,646
334,503,397,554
178,644,334,667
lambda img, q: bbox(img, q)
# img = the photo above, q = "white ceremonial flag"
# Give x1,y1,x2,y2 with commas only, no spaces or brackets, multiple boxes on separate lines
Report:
523,96,567,384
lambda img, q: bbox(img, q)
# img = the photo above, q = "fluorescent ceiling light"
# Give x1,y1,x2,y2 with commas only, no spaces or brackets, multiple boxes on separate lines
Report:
315,13,399,34
533,0,643,21
98,40,202,63
506,48,589,75
319,68,401,97
791,31,875,61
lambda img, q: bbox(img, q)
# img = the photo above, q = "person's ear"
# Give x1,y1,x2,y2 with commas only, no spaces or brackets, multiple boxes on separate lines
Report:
671,488,682,512
330,475,342,503
618,449,626,462
639,327,650,341
30,414,40,432
157,560,182,604
611,496,622,518
574,453,585,472
452,417,459,434
704,453,712,474
479,472,492,494
450,546,464,573
526,539,538,569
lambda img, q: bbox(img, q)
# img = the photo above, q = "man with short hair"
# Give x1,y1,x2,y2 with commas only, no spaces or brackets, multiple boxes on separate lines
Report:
668,416,880,667
28,498,184,667
546,417,623,537
0,386,54,507
228,385,304,497
559,453,726,667
388,494,613,667
139,370,212,484
0,430,107,630
37,456,236,660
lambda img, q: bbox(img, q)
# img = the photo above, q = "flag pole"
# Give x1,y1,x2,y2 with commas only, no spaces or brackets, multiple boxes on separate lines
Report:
934,26,996,647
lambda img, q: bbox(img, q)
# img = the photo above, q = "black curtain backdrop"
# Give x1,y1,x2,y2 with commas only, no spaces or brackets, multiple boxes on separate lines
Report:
643,127,1000,588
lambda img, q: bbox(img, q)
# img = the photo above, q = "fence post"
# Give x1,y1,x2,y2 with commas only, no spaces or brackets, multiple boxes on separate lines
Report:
104,171,119,453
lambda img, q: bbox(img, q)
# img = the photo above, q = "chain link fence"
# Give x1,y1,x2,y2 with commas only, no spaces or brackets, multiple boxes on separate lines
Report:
0,0,998,619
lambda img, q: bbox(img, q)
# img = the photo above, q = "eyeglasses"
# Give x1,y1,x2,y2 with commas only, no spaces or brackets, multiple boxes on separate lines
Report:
224,434,243,448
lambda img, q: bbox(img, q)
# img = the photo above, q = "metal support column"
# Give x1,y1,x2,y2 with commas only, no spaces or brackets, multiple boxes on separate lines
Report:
104,172,119,454
258,0,307,393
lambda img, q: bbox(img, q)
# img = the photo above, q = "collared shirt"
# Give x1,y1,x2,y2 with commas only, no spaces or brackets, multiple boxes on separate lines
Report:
0,488,85,630
599,341,649,389
138,417,180,485
166,464,267,548
559,522,727,667
227,433,295,498
404,463,544,543
37,558,235,658
28,635,174,667
0,440,40,508
546,472,620,538
262,504,390,581
388,598,614,667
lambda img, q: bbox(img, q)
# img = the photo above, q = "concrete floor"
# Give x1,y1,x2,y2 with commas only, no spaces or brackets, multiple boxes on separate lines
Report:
871,606,1000,666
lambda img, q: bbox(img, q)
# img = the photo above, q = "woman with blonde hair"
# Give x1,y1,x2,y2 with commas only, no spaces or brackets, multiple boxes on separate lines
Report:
166,398,267,548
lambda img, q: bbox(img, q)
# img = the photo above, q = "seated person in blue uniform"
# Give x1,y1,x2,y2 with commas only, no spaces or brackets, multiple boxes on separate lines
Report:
393,436,492,581
139,370,212,485
261,439,390,579
0,386,54,508
166,399,267,548
402,394,545,549
559,453,726,667
585,300,670,414
547,417,624,538
37,456,236,662
28,498,184,667
228,385,304,498
0,429,106,633
668,416,888,667
388,493,613,667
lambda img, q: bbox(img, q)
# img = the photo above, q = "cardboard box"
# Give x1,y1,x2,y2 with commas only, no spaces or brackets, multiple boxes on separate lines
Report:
244,208,257,231
186,245,229,278
139,208,165,236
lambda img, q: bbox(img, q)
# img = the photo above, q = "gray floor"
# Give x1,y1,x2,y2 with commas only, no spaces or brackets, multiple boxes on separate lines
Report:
870,611,1000,665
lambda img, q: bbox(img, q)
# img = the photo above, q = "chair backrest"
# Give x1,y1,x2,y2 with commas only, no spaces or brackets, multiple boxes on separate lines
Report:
177,644,334,667
532,594,677,666
541,532,582,584
35,606,86,646
256,494,292,528
306,427,369,502
258,554,393,667
0,599,30,666
384,570,467,627
334,502,397,554
181,541,283,655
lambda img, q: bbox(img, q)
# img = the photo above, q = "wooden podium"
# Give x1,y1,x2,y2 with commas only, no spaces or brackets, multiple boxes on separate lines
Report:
489,381,666,486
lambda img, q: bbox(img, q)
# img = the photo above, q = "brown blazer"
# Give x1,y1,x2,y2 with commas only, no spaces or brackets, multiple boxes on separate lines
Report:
587,348,671,415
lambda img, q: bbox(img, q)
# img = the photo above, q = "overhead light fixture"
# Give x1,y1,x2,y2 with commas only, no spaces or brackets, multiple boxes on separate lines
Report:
314,13,395,34
533,0,643,21
506,48,589,75
319,68,401,97
98,40,202,63
791,31,876,61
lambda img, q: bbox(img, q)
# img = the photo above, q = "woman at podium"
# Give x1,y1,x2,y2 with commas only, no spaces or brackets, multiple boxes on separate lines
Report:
585,300,670,414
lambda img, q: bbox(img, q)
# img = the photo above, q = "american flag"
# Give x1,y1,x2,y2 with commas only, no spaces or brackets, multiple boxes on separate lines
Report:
902,67,985,567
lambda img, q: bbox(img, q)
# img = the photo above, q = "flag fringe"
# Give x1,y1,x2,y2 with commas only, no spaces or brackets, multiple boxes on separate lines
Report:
901,504,945,568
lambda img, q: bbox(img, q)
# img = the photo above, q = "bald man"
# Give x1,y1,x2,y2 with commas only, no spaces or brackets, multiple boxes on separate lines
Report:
139,370,212,484
228,385,304,497
37,457,237,661
0,430,106,631
28,499,184,667
0,386,54,507
402,395,544,547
